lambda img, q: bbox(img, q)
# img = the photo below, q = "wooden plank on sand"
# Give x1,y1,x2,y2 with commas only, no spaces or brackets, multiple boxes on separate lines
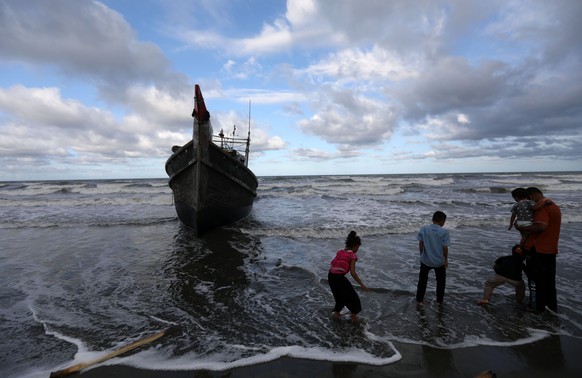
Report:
49,327,176,377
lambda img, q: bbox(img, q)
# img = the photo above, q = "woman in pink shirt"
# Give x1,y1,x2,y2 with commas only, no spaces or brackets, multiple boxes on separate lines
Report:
328,231,369,324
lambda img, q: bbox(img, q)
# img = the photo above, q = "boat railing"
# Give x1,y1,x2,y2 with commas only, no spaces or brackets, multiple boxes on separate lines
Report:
213,127,250,166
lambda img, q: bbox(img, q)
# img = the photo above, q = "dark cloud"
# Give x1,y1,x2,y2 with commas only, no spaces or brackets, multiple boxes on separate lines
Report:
399,57,519,120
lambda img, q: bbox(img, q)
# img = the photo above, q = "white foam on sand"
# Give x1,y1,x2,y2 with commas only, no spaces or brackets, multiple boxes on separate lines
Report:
105,343,403,373
462,328,550,347
36,314,402,376
389,328,551,349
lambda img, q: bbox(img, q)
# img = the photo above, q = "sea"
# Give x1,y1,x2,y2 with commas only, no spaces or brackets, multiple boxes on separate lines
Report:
1,172,581,377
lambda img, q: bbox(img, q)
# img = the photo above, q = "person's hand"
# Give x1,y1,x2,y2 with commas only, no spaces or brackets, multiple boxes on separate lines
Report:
444,258,449,269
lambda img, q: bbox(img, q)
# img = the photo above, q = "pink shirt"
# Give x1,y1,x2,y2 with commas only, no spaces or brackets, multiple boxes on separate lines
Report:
329,249,358,275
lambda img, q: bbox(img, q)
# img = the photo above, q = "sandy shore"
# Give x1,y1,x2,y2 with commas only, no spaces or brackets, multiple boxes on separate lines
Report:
75,334,582,378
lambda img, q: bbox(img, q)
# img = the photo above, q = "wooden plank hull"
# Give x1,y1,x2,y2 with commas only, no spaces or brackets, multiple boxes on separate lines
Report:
165,85,258,235
166,142,257,235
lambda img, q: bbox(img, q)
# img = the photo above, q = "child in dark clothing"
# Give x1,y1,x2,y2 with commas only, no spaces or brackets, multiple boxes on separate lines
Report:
477,245,527,305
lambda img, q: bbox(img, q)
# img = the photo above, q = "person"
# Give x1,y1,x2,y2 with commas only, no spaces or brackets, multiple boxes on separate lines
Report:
477,245,527,305
515,187,561,312
508,187,536,247
508,187,553,248
328,230,369,324
415,211,450,305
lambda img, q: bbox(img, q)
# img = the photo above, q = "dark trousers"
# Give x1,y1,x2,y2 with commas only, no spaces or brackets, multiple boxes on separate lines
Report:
328,272,362,314
528,252,557,312
416,262,446,303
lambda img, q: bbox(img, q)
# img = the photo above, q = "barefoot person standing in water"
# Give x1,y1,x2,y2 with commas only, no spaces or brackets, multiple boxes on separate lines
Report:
328,231,369,324
416,211,450,306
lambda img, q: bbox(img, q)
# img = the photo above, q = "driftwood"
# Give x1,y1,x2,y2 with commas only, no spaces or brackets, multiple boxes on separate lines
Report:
49,327,176,377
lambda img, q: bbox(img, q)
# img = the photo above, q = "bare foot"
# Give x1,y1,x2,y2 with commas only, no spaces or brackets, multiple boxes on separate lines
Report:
332,311,341,319
477,299,489,305
351,314,358,324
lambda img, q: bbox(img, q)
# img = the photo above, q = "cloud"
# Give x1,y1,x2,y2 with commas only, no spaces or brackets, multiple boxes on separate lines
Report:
251,130,287,153
0,0,187,98
298,85,398,146
0,85,183,163
291,147,359,161
1,0,581,179
0,0,287,179
238,0,581,154
301,45,419,84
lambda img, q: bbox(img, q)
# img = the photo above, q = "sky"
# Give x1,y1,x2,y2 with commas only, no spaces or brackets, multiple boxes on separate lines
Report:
1,0,581,181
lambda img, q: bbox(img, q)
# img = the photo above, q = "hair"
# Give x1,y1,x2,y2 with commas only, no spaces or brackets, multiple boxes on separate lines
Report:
345,230,361,248
526,187,543,196
432,211,447,223
511,187,528,199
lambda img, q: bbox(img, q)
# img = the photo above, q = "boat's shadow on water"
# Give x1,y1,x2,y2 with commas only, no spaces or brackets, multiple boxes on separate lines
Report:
160,225,265,357
166,225,257,307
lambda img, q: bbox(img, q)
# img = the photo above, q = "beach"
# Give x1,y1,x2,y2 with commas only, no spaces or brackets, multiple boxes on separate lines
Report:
1,173,581,378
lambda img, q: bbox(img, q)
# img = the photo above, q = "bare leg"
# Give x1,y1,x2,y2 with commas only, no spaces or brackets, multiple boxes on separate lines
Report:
478,274,503,304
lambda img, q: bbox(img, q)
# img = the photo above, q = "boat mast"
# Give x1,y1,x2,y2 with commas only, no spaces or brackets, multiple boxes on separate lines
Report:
245,100,251,167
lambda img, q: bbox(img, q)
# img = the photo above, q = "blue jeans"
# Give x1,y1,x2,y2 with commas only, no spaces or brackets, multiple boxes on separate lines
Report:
416,262,446,303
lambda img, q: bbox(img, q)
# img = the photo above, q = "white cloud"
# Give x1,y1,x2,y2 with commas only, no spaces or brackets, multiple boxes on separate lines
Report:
0,85,183,163
302,45,420,83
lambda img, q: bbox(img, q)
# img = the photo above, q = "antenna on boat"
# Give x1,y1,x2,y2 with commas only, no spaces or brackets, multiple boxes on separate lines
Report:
245,99,251,167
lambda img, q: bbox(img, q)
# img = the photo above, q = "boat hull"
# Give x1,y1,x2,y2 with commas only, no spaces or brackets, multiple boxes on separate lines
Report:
166,139,257,235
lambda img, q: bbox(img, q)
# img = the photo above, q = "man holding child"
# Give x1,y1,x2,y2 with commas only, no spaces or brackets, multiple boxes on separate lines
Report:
515,187,561,313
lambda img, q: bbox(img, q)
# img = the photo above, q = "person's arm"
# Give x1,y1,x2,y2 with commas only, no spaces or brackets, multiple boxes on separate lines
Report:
349,260,369,291
514,221,547,234
443,245,449,268
508,212,516,230
419,240,424,254
516,204,551,234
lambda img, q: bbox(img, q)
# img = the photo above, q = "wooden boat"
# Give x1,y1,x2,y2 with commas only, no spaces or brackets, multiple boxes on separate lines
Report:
165,84,258,235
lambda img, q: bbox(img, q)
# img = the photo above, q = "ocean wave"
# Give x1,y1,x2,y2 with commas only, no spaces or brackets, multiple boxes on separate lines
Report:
53,188,76,195
124,183,154,188
0,216,178,230
234,225,423,238
0,183,29,191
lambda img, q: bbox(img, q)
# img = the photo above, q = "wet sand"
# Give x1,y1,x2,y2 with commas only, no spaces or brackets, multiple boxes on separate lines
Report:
77,334,582,378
